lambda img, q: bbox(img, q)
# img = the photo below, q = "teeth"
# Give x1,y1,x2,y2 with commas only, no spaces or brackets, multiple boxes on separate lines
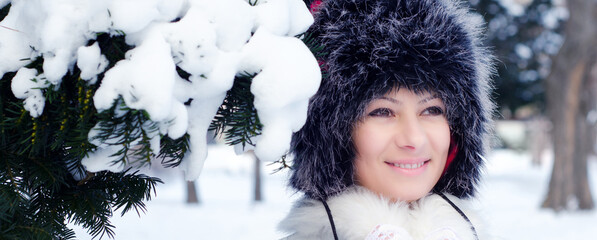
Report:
392,162,425,169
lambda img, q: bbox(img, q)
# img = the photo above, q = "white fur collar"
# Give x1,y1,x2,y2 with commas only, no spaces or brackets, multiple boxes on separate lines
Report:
278,187,485,240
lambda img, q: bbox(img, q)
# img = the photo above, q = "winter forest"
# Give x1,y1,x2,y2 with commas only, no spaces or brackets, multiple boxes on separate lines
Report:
1,0,596,239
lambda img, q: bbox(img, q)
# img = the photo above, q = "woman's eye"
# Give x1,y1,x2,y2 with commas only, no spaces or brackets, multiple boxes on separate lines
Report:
422,106,445,116
368,108,394,117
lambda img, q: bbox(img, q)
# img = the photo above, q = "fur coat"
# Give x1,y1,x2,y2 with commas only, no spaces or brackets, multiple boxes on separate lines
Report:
278,187,486,240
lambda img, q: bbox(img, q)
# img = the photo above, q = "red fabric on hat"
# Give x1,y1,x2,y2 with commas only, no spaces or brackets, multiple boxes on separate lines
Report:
310,0,324,14
443,140,458,174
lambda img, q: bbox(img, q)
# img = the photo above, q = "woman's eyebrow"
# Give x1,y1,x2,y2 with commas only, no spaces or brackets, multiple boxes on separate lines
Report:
378,94,440,104
379,96,400,104
418,95,440,104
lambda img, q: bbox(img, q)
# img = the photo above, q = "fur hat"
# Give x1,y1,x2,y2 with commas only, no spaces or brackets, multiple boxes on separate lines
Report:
289,0,495,201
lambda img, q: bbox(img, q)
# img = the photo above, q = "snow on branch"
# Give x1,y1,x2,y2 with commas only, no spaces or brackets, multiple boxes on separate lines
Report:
0,0,321,180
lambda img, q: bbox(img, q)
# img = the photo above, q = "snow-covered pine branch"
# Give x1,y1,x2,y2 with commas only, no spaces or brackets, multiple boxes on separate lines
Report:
0,0,321,180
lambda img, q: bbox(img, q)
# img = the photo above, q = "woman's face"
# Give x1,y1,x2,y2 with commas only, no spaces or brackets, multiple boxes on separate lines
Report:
352,88,450,202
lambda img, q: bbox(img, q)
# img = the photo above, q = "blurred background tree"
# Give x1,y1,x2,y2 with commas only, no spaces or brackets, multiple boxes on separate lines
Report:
542,0,596,211
472,0,565,119
473,0,595,211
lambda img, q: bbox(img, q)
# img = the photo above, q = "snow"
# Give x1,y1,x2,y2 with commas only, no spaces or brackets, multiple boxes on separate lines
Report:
515,43,532,60
0,0,9,9
0,1,33,80
69,146,597,240
190,0,254,52
240,28,320,162
180,93,226,180
541,4,569,30
480,150,597,239
252,0,315,36
76,42,109,83
108,0,165,34
10,68,48,117
94,27,178,122
498,0,529,16
2,0,319,179
80,145,125,173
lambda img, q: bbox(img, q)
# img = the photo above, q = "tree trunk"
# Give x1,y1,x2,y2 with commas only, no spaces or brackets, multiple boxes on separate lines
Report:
543,0,596,211
186,181,200,204
254,153,262,202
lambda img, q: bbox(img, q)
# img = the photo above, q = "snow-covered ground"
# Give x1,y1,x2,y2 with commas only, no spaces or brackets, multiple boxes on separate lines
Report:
480,150,597,240
70,145,597,240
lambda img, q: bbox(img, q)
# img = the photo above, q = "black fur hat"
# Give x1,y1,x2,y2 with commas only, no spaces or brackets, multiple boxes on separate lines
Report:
289,0,495,200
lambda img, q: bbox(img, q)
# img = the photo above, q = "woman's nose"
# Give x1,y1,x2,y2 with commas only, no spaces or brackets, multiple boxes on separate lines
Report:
393,115,426,151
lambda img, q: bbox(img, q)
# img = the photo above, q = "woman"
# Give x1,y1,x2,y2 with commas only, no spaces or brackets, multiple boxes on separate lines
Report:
279,0,495,239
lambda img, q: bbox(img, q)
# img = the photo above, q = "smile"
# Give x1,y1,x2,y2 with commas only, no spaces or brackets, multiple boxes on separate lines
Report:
384,159,431,175
388,162,426,169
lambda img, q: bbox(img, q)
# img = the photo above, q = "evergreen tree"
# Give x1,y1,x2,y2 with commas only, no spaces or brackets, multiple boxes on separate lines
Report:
472,0,565,117
0,2,323,239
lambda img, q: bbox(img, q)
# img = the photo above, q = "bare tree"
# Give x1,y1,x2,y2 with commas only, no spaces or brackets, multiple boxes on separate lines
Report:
253,152,262,202
186,180,200,204
543,0,596,211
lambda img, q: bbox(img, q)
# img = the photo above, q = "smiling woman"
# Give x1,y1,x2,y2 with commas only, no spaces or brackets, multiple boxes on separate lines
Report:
278,0,496,239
